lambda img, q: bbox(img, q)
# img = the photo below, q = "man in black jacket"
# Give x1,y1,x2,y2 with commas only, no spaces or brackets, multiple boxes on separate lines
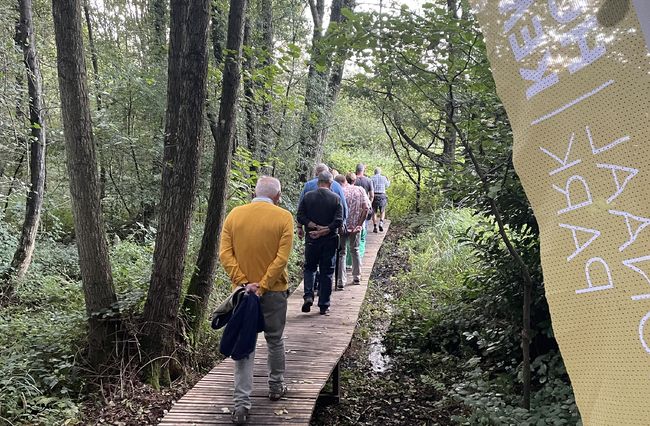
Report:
297,171,343,315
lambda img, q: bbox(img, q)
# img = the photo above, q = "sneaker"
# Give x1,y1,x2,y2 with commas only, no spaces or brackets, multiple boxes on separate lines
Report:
353,278,360,285
269,384,287,401
373,225,378,233
231,407,249,425
319,307,330,315
301,298,313,313
379,223,384,232
336,283,344,290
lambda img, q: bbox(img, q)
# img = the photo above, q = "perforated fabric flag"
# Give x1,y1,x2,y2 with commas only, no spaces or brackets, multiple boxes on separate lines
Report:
468,0,650,423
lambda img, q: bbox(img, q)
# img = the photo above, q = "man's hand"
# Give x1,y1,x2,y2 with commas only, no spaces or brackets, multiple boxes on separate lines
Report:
309,228,330,239
244,282,260,295
298,227,305,239
353,225,363,233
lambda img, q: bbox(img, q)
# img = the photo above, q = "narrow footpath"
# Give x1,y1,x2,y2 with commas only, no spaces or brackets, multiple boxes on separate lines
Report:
160,222,390,425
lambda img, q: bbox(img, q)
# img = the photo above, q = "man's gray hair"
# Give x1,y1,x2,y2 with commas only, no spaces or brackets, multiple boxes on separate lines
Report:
314,163,329,176
374,167,381,175
317,171,333,184
355,163,365,174
255,176,281,198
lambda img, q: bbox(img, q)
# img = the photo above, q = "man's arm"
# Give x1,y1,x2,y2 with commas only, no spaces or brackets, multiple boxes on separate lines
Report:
384,176,390,188
259,214,294,291
297,196,310,227
333,182,348,221
368,178,375,202
219,214,248,286
328,198,344,232
358,191,370,228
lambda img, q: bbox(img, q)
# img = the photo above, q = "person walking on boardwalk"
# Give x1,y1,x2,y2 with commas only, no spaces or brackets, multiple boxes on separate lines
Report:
297,171,343,315
298,163,347,293
354,163,374,203
298,163,348,234
335,173,370,289
219,176,294,425
353,163,374,259
371,167,390,233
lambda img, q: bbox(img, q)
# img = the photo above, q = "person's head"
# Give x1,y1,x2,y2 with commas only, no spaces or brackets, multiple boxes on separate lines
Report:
346,172,357,185
374,167,381,175
317,171,333,189
334,173,347,186
331,169,339,177
255,176,282,205
355,163,365,176
313,163,329,177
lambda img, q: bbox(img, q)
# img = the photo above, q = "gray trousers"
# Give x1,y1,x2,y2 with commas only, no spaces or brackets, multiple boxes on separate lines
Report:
233,290,288,409
338,231,361,287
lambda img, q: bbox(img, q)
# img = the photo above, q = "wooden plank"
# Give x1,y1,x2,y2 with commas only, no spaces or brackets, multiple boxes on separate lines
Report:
160,222,390,426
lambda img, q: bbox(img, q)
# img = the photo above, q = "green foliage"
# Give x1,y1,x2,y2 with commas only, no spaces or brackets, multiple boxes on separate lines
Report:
111,238,154,313
0,273,85,425
384,211,578,423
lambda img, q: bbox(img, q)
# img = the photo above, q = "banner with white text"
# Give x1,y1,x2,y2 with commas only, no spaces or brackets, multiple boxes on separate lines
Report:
469,0,650,423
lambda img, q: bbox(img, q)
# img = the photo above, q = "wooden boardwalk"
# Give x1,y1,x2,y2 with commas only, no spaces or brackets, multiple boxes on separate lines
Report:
160,221,390,425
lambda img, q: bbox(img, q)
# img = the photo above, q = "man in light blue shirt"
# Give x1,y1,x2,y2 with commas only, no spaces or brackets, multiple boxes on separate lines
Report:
370,167,390,232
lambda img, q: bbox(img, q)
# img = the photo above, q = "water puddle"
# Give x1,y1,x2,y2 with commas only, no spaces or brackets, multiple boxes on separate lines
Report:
368,292,394,373
368,334,392,373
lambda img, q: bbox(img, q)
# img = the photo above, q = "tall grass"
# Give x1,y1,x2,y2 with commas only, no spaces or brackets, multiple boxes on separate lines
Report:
398,209,479,307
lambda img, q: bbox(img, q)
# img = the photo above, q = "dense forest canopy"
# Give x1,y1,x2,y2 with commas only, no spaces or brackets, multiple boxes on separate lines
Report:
0,0,580,424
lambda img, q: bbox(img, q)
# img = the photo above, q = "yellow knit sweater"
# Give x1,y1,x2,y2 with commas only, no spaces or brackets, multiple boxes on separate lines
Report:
219,201,294,294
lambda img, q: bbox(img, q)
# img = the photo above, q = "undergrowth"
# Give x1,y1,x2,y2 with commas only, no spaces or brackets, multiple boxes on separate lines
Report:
386,210,581,425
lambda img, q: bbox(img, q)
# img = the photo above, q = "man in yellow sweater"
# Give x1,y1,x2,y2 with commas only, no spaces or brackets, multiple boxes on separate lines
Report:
219,176,294,425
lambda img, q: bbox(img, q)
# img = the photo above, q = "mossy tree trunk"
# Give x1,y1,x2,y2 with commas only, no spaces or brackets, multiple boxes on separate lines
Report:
51,0,120,367
140,0,211,388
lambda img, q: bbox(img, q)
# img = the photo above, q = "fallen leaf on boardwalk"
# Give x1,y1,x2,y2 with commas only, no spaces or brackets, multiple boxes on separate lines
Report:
316,331,323,334
274,408,289,415
221,407,230,413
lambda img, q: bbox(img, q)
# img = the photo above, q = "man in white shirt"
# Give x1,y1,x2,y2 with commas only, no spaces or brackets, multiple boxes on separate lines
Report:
370,167,390,232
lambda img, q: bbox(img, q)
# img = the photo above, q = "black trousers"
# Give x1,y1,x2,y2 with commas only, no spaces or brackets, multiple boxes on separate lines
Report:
303,236,337,308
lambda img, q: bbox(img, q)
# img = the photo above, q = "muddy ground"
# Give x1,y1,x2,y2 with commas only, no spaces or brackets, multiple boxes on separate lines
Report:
311,225,467,426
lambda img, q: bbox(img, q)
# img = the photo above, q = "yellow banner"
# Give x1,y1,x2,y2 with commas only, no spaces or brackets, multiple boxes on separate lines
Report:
469,1,650,423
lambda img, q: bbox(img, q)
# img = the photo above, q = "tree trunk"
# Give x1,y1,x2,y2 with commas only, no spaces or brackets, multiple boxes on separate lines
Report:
82,0,106,199
297,0,354,181
415,163,421,214
2,151,25,215
296,0,325,182
181,0,246,343
149,0,167,59
141,0,211,388
258,0,273,170
51,0,119,366
242,14,258,164
4,0,48,286
210,0,227,66
443,0,457,164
